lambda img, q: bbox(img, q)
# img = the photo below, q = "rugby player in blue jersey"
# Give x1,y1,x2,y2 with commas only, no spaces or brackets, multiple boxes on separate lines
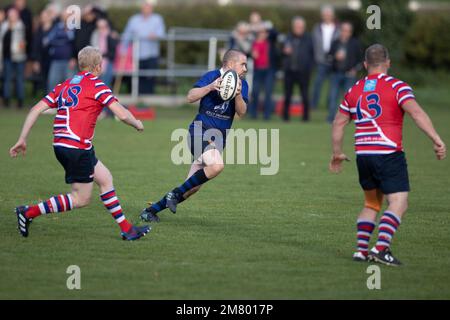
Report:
140,49,249,222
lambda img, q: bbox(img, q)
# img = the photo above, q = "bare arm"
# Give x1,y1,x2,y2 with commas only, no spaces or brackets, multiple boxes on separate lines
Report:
234,78,247,117
402,99,446,160
108,101,144,131
9,100,50,157
329,111,351,173
186,78,221,103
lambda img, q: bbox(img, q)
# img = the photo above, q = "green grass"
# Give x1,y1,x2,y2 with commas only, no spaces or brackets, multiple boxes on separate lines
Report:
0,86,449,300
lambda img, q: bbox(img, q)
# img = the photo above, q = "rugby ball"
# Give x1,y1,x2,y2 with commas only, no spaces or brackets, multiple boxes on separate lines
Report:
219,69,239,101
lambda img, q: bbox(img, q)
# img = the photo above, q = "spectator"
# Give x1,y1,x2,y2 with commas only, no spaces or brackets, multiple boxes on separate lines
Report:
44,9,76,90
45,2,62,24
282,16,314,122
311,5,339,110
31,9,53,93
1,8,27,108
249,24,279,120
249,11,263,37
121,0,166,94
90,18,119,87
0,8,5,89
249,12,276,45
73,5,98,63
6,0,32,57
229,21,253,57
327,22,362,123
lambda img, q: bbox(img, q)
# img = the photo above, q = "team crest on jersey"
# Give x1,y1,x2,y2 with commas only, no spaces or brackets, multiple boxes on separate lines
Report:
213,101,230,114
364,79,377,92
70,75,84,84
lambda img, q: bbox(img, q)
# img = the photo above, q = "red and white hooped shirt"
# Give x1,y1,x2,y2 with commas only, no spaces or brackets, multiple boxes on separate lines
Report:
42,72,118,150
339,73,416,155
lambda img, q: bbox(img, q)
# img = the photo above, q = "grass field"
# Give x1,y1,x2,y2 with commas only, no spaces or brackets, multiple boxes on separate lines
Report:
0,85,449,300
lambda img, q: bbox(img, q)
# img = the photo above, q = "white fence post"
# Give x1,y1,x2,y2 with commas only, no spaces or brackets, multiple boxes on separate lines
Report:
208,37,217,70
132,36,139,101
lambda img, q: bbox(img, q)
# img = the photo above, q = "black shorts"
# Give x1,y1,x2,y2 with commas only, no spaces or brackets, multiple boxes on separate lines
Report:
356,151,410,194
54,147,98,184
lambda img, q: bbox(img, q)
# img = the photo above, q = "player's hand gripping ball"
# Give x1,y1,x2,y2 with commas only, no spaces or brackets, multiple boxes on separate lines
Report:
219,69,238,101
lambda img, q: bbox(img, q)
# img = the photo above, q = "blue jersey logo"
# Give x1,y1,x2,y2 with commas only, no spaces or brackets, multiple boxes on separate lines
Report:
364,79,377,92
213,101,230,114
70,75,84,84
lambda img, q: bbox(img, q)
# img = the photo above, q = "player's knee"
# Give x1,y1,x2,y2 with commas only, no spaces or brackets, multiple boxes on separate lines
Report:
212,163,224,174
204,163,224,179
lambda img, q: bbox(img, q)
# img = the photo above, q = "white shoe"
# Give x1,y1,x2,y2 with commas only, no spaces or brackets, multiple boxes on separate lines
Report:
352,251,367,262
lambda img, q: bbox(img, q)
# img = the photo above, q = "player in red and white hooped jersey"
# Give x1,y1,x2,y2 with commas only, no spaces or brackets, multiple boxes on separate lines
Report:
329,44,446,266
9,46,150,241
339,71,415,156
44,71,118,150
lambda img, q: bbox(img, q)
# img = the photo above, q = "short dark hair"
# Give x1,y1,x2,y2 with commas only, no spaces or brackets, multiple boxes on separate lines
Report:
222,49,245,66
365,44,389,67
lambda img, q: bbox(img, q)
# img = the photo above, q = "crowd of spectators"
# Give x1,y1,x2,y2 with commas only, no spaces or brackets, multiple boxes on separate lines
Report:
0,0,363,123
231,5,363,122
0,0,164,108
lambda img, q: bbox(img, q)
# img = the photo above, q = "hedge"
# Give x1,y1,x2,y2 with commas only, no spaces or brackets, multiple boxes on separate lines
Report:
106,4,449,70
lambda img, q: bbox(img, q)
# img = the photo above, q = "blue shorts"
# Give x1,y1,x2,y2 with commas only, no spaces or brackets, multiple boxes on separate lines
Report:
356,151,410,194
54,146,98,184
188,127,225,160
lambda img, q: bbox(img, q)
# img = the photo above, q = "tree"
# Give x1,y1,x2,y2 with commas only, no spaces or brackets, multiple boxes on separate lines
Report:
359,0,413,64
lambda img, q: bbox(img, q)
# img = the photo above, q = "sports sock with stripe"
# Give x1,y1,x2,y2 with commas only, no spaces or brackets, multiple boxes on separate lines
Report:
25,194,74,218
100,189,132,233
175,169,209,196
149,194,186,214
375,211,401,251
356,219,376,256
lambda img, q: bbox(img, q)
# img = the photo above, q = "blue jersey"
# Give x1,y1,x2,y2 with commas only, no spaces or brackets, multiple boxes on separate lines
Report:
189,69,249,138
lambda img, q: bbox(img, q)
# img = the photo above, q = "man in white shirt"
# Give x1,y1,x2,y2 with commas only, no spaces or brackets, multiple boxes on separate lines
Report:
311,5,339,110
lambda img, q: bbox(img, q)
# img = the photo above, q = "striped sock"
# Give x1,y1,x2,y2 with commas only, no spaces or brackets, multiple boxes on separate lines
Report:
149,194,186,214
25,194,74,218
176,169,209,195
356,219,376,256
375,211,401,251
100,189,132,233
149,197,167,214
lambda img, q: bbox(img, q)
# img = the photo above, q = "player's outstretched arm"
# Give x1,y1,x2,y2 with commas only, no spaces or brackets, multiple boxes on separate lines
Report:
10,100,50,158
186,78,221,103
402,100,446,160
108,101,144,132
330,111,351,173
234,78,247,117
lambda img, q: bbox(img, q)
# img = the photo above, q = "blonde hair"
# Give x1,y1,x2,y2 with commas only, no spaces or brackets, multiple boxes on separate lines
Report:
78,46,102,71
